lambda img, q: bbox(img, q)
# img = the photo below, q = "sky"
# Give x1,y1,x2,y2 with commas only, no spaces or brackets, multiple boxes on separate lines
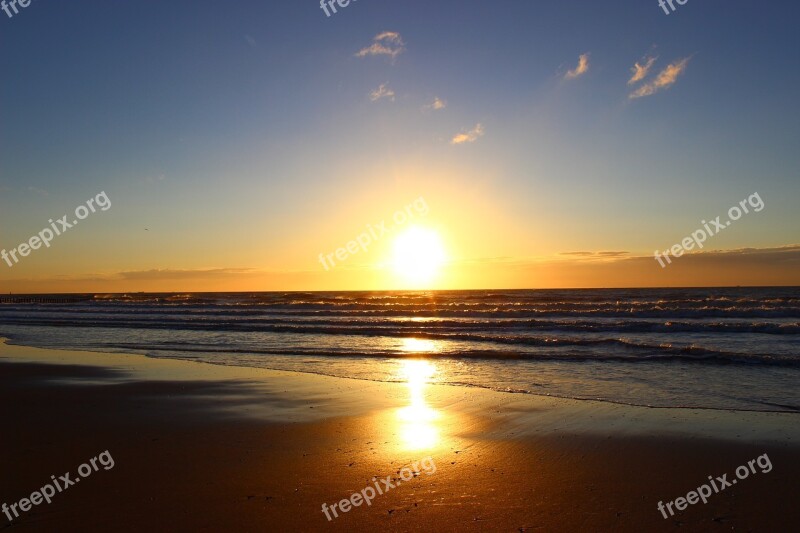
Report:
1,0,799,292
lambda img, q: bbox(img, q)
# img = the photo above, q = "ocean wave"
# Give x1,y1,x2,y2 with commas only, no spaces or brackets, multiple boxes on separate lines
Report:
4,289,800,310
92,343,800,367
2,313,799,334
3,303,800,319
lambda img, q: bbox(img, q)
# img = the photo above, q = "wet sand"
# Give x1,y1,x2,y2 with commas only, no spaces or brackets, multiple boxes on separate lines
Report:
1,339,799,532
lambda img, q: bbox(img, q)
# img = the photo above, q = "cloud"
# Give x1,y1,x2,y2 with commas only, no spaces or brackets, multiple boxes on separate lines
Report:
565,53,590,80
5,268,262,284
355,32,405,60
244,34,257,48
560,251,630,259
27,186,49,197
451,123,484,145
423,97,446,111
628,55,657,85
144,174,166,184
454,245,800,288
559,245,800,265
116,268,258,281
369,83,395,102
629,57,690,99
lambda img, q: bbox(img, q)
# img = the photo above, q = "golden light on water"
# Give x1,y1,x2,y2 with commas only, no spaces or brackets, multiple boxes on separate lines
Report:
397,359,440,450
401,337,437,353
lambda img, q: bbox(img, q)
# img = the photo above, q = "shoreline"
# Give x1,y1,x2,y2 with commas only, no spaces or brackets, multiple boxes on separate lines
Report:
3,334,798,417
2,339,799,530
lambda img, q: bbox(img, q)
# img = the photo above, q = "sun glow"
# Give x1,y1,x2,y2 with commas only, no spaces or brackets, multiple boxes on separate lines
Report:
391,227,446,287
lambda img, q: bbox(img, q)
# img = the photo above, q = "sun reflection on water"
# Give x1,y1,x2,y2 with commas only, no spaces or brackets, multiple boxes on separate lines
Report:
400,337,438,353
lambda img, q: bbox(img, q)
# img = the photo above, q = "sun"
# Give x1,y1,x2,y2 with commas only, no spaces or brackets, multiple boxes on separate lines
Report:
391,227,446,286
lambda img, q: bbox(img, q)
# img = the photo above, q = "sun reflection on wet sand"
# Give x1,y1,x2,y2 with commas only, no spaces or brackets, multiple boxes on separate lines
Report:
397,358,441,450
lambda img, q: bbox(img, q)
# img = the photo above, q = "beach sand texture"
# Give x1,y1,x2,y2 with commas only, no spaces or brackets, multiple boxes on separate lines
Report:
1,339,799,531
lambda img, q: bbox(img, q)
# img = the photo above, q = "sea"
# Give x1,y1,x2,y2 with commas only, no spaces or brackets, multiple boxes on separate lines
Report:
1,287,798,412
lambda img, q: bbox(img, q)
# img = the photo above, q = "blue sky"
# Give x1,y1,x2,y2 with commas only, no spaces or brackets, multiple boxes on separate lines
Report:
1,0,798,290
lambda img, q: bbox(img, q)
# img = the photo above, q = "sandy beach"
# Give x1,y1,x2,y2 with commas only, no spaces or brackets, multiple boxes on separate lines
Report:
1,338,798,532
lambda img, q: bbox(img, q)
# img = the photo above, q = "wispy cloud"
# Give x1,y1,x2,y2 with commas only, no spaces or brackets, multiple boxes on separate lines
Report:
144,174,166,184
369,83,395,102
27,186,49,197
451,123,484,145
116,268,258,281
628,55,657,85
244,34,257,48
565,53,590,80
629,57,690,99
560,251,630,259
355,31,405,60
423,97,446,111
